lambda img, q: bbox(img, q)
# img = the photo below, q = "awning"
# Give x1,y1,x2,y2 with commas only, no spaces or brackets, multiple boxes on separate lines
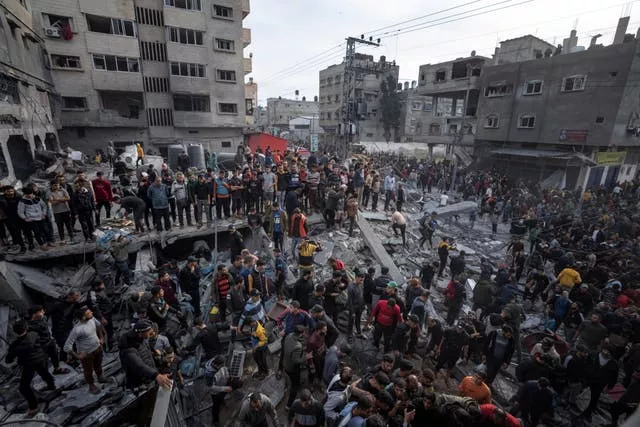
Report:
490,148,596,166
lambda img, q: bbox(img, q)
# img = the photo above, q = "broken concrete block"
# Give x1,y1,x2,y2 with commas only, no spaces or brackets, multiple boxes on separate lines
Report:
360,211,389,221
0,261,35,311
356,216,404,284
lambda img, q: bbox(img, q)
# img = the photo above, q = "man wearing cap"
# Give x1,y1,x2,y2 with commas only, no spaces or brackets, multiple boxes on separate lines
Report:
119,319,172,391
367,297,403,353
63,306,105,394
179,256,201,316
347,271,366,338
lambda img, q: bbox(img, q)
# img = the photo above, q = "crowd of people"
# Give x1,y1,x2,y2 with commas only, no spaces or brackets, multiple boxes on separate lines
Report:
3,145,640,426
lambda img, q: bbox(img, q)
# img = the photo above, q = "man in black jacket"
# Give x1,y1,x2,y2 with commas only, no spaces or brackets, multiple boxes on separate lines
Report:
6,320,56,417
86,280,115,348
179,256,201,316
119,320,172,390
483,325,515,383
185,318,230,359
580,345,620,422
450,250,466,279
47,291,82,361
27,305,69,375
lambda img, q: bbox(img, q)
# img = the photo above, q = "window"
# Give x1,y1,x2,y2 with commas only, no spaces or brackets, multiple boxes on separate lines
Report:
167,27,204,45
562,75,586,92
215,38,235,52
62,97,87,110
213,5,233,18
218,103,238,114
221,141,231,148
485,82,513,97
610,71,618,78
411,101,422,110
524,80,542,95
484,115,499,129
92,54,140,72
164,0,202,11
245,99,254,114
173,94,210,112
595,116,605,124
420,73,425,81
42,13,74,32
216,69,236,82
327,112,332,120
51,54,81,69
518,114,536,128
0,74,20,104
86,15,136,37
135,7,164,26
435,70,446,82
170,62,206,77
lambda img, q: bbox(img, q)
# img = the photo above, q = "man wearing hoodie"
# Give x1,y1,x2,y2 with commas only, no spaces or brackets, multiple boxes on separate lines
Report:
147,176,171,232
3,186,27,253
18,185,50,251
171,172,192,228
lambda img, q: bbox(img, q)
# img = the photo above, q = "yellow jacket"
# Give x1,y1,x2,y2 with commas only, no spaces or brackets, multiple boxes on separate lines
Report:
557,268,581,289
136,144,144,157
251,322,267,348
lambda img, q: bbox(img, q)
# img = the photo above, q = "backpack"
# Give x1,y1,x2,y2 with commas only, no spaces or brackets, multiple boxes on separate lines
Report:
334,401,358,427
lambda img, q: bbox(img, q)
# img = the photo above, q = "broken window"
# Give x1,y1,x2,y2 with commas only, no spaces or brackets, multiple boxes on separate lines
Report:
484,115,499,128
524,80,543,95
213,5,233,18
43,13,74,31
435,70,446,82
451,61,467,79
62,96,87,109
485,82,513,97
562,75,586,92
518,114,536,128
471,67,481,77
218,103,238,114
174,94,210,112
51,54,81,69
86,14,136,37
0,74,20,104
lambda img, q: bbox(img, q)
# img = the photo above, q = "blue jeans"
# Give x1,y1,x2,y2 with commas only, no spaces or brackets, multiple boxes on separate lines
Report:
290,236,301,262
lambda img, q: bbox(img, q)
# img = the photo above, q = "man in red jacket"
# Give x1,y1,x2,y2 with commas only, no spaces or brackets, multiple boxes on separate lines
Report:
366,297,403,353
91,171,113,226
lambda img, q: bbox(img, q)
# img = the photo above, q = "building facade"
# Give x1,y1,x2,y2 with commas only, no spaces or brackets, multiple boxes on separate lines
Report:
244,76,257,126
0,0,59,184
266,96,318,130
475,22,640,189
31,0,251,156
319,54,399,144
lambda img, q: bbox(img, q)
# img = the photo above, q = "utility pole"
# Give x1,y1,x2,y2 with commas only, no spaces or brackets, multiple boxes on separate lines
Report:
341,36,381,159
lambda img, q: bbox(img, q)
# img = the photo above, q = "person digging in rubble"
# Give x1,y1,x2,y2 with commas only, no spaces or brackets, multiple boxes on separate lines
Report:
246,315,270,379
63,305,106,395
390,209,407,248
235,392,281,427
297,237,322,276
5,320,57,418
26,305,70,375
184,317,230,360
207,354,241,427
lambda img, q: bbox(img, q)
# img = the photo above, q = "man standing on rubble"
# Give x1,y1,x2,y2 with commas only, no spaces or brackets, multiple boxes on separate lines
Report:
180,256,202,316
27,306,70,375
91,171,113,226
147,176,171,232
383,171,396,212
86,280,115,349
111,234,132,288
419,212,438,250
6,320,56,418
63,306,105,395
390,209,407,248
290,207,308,262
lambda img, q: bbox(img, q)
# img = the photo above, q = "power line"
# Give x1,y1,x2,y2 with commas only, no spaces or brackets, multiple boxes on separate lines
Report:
260,43,346,82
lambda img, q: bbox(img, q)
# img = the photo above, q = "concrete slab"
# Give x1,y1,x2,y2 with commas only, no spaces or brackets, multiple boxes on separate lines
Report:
360,211,389,222
356,216,404,284
0,261,34,311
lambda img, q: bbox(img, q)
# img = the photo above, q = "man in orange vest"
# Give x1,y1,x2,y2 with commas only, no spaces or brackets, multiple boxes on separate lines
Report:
289,208,308,262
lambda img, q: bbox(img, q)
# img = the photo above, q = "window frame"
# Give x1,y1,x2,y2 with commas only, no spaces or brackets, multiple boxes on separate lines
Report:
164,0,202,12
170,61,207,78
42,13,75,32
216,69,237,82
167,26,204,45
61,96,88,110
214,38,235,52
561,75,587,92
173,94,211,112
86,14,136,37
518,114,536,129
523,80,543,96
51,54,82,70
484,114,500,129
218,103,238,114
92,54,140,73
485,82,513,98
213,4,234,19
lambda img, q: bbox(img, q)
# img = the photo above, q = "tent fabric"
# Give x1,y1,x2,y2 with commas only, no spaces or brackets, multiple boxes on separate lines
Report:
248,134,288,153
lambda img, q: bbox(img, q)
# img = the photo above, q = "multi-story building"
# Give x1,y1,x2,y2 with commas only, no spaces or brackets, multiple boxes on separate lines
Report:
416,54,488,149
319,54,399,144
475,18,640,189
398,84,434,142
31,0,251,156
266,96,319,130
0,0,58,184
244,76,257,126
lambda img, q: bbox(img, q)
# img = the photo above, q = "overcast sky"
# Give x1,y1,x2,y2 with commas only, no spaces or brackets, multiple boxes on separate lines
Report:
244,0,640,105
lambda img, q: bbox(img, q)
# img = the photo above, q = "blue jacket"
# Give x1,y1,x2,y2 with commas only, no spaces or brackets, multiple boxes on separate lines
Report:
147,184,169,209
278,310,312,334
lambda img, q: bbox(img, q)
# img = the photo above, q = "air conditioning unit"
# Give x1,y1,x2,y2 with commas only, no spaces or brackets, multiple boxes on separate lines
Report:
45,27,61,38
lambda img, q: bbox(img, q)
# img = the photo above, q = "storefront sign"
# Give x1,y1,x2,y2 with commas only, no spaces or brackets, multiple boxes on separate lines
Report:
595,151,626,165
559,129,588,142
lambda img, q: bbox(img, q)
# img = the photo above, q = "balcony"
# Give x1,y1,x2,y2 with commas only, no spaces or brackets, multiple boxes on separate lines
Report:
242,28,252,48
60,109,146,128
0,103,24,123
85,32,140,58
418,76,480,96
173,110,215,127
243,56,252,75
91,70,143,92
242,0,250,18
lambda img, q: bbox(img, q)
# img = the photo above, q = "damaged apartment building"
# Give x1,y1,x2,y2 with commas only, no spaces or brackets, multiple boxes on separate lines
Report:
0,0,60,185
